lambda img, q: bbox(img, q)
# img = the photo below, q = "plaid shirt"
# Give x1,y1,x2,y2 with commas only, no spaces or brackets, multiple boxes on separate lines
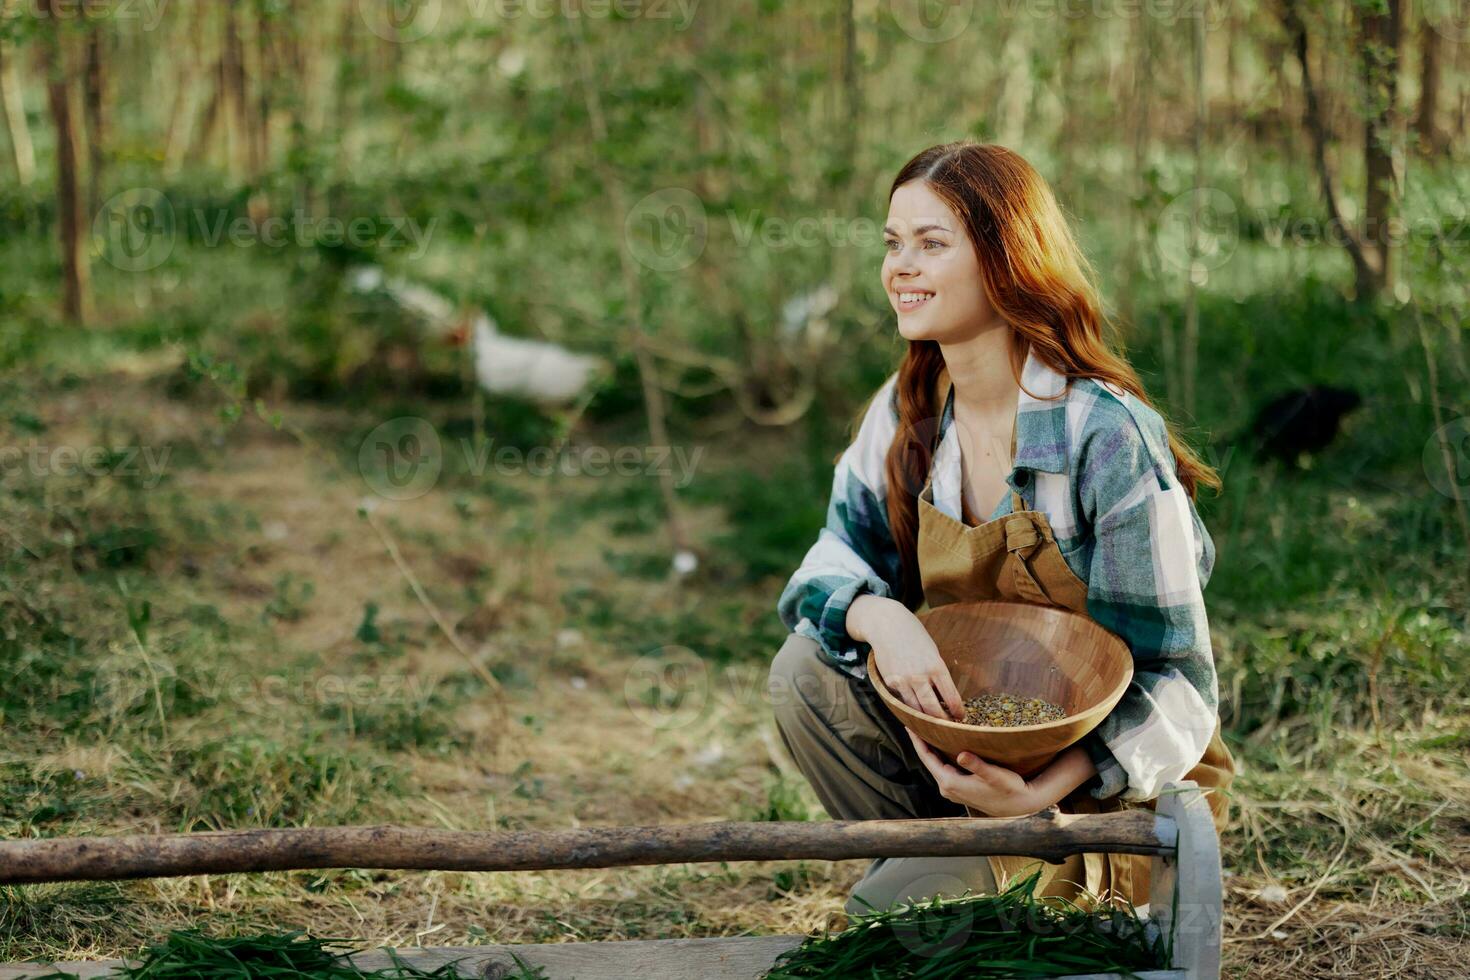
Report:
776,348,1220,803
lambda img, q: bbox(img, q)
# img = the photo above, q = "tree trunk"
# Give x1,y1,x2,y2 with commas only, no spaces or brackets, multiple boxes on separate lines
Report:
254,5,273,177
1182,8,1205,419
1415,13,1443,156
1054,19,1082,207
162,50,201,177
1459,32,1468,142
84,26,106,214
1360,0,1404,299
221,0,248,183
1224,6,1239,131
244,5,271,223
285,0,316,215
333,0,358,191
830,0,862,316
41,0,91,324
563,14,693,570
994,16,1031,148
686,6,736,356
0,35,35,186
1281,0,1378,301
1118,6,1152,332
186,62,223,170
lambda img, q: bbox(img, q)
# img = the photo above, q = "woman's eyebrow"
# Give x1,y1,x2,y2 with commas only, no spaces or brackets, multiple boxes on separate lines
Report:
883,223,952,236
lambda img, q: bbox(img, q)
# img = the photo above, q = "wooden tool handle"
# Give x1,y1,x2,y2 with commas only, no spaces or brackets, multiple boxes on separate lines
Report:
0,810,1174,885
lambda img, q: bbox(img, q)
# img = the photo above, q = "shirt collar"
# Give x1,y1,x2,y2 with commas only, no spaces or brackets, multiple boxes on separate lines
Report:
932,345,1071,517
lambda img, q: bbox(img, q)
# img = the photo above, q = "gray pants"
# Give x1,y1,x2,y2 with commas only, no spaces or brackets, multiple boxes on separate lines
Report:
766,631,997,917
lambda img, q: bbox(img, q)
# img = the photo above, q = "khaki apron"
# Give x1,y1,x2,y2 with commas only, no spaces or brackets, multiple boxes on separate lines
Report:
913,384,1236,909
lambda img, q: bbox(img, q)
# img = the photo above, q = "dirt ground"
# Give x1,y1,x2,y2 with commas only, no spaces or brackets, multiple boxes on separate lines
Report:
2,367,1467,978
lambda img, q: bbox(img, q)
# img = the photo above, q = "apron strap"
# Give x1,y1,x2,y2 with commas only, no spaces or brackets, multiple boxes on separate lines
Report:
1005,515,1053,604
1003,409,1054,603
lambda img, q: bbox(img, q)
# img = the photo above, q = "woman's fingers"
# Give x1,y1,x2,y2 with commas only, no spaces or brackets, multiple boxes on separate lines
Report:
898,684,925,716
904,728,935,767
894,675,962,723
895,678,932,715
905,729,945,772
914,682,949,721
936,673,966,721
894,673,962,722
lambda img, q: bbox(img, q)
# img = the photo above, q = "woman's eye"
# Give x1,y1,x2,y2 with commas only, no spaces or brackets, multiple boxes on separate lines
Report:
924,240,945,250
884,239,900,251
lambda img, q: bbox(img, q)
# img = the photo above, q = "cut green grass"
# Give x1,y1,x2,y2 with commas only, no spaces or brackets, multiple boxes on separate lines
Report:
16,928,546,978
763,867,1167,979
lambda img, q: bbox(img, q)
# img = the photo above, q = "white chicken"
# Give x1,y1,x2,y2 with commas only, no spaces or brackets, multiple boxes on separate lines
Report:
779,282,838,350
349,265,606,406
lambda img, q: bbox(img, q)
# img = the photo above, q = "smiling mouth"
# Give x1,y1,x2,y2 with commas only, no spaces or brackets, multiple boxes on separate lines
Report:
897,291,935,310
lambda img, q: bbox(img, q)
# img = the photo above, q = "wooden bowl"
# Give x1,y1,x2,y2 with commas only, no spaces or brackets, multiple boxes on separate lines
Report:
866,601,1132,778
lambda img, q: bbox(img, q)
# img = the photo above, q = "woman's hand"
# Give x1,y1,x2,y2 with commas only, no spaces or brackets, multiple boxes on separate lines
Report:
904,728,1057,817
848,595,964,722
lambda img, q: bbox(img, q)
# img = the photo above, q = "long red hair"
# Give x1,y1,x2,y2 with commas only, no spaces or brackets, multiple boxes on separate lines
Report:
859,141,1221,610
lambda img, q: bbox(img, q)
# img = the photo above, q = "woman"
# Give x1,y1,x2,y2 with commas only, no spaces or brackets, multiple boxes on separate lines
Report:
767,141,1236,917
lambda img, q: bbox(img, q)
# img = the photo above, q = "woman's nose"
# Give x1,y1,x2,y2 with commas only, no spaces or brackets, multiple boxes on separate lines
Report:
889,243,919,273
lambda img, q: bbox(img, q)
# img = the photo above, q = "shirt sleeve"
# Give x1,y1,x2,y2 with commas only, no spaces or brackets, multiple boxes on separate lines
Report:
776,373,905,678
1074,399,1220,803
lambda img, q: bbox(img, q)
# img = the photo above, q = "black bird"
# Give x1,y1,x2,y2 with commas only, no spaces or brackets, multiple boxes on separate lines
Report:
1236,385,1363,464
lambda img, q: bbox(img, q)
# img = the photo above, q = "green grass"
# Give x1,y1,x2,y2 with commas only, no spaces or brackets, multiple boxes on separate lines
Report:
157,739,405,833
0,160,1466,975
15,928,529,978
766,867,1167,979
742,773,817,823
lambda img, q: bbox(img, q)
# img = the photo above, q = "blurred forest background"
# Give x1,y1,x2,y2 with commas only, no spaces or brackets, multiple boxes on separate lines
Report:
1,0,1468,976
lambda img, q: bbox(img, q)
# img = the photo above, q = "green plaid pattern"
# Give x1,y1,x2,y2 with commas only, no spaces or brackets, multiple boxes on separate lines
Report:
776,349,1219,803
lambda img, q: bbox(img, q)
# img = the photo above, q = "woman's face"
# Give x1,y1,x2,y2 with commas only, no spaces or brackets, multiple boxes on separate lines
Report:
882,179,1001,343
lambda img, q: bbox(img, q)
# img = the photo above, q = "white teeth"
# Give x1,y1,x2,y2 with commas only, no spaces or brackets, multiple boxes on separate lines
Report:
899,292,933,304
